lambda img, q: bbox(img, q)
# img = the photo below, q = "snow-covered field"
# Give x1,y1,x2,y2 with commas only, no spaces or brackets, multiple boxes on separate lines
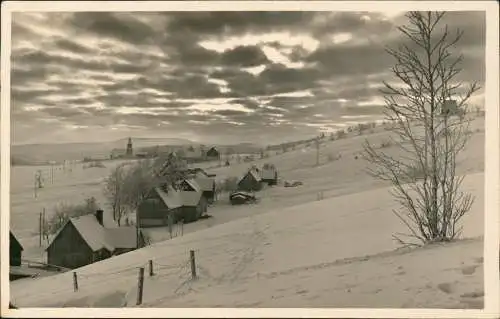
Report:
9,117,487,308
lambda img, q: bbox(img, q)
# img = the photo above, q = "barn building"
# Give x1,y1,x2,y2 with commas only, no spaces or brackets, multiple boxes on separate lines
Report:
137,186,183,228
10,231,23,266
138,180,208,227
261,163,278,186
46,210,145,269
237,168,263,192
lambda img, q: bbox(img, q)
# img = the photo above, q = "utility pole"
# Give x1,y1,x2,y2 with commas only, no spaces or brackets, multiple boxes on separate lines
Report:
315,137,320,166
39,212,42,247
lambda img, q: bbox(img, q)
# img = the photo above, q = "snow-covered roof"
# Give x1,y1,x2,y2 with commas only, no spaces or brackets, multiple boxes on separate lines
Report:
105,227,138,249
178,179,203,206
179,190,203,206
247,168,262,182
182,178,201,192
68,215,114,252
47,214,141,253
154,186,182,209
192,176,214,191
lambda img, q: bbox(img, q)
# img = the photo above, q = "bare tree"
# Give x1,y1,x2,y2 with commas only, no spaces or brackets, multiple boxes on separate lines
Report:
41,196,101,240
121,159,158,218
363,12,479,245
103,164,128,226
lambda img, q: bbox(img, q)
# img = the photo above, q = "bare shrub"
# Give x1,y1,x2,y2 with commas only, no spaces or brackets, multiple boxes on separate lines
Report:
104,154,187,226
363,12,478,246
42,197,100,241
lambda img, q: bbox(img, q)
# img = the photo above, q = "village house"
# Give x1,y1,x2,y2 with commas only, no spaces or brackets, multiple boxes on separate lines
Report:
138,179,208,227
10,231,23,267
46,210,145,269
182,168,217,204
137,186,183,228
205,147,220,160
237,167,264,192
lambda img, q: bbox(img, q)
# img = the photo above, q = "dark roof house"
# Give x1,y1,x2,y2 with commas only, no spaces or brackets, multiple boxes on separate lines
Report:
10,231,23,267
206,147,220,159
138,185,182,228
46,211,145,269
237,168,263,192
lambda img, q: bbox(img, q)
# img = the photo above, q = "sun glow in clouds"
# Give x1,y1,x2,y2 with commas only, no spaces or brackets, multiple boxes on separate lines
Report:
331,32,353,44
199,32,320,54
187,103,253,113
242,65,266,76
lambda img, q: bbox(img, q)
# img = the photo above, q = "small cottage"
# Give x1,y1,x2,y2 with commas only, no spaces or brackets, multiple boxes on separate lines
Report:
206,147,220,160
46,210,145,269
137,186,183,228
237,168,263,192
10,231,23,266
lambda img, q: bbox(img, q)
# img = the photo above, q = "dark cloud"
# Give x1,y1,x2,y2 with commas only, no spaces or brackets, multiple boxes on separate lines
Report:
306,44,393,78
54,37,93,54
70,12,158,44
165,11,314,36
10,11,485,144
41,107,89,119
220,45,270,67
312,12,394,37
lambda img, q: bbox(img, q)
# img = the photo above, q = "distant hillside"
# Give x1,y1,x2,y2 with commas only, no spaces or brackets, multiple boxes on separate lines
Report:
11,138,265,165
11,137,194,164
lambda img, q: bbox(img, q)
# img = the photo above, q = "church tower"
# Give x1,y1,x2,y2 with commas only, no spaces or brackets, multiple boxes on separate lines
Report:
126,137,133,157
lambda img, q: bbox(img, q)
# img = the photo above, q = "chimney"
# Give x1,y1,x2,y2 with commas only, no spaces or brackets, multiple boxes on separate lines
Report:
95,209,104,226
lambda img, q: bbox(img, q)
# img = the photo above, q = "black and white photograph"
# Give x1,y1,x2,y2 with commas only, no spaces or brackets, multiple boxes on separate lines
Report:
1,1,499,317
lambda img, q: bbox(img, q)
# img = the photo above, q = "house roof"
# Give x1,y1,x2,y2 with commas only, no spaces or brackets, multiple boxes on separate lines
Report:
179,190,203,206
105,227,139,249
10,231,24,251
178,179,203,206
47,214,142,253
182,178,201,192
245,168,262,182
154,186,182,209
192,175,214,191
69,215,114,252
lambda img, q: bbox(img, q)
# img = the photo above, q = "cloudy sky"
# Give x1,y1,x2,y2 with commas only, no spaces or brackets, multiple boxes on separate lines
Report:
10,10,485,145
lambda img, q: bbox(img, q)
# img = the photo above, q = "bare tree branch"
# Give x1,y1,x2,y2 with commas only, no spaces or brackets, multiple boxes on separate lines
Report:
362,11,479,245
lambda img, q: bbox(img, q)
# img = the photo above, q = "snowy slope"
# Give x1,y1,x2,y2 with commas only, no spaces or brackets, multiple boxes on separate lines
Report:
10,172,484,308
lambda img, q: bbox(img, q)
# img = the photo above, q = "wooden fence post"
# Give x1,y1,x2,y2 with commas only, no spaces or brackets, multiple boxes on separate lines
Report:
137,267,145,305
73,272,78,292
148,260,154,277
190,250,197,279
